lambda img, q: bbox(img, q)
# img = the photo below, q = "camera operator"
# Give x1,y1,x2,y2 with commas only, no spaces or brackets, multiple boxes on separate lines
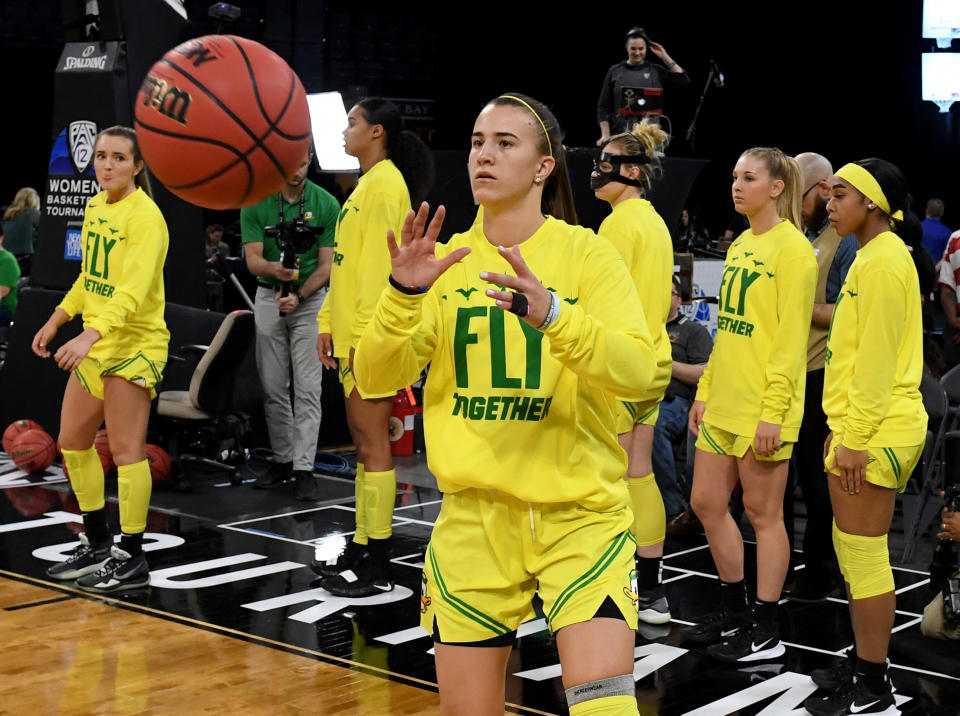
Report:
922,490,960,640
242,147,340,500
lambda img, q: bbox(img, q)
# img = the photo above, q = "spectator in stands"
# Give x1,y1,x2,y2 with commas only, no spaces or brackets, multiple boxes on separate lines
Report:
922,198,951,262
1,187,40,276
0,229,20,334
204,224,229,263
653,275,713,525
938,229,960,369
674,207,711,253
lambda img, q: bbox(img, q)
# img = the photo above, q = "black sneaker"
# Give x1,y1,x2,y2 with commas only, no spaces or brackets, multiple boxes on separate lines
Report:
804,674,899,716
637,584,672,625
293,470,322,501
45,532,112,580
680,609,747,645
321,550,394,597
311,540,368,578
253,461,292,489
812,647,855,691
707,623,786,663
75,546,150,593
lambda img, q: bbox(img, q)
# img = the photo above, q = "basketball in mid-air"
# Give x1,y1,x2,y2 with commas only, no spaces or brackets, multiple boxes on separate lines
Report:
134,34,312,210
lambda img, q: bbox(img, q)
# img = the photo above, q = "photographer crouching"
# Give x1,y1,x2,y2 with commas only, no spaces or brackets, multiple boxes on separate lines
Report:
922,487,960,640
242,147,340,500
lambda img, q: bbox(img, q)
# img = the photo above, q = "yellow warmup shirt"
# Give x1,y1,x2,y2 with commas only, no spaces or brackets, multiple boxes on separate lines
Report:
316,159,410,358
353,216,657,511
823,231,925,449
695,219,816,441
598,197,673,404
58,188,169,360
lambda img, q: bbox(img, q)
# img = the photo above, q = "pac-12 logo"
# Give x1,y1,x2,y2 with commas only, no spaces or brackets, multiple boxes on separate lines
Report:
68,120,97,174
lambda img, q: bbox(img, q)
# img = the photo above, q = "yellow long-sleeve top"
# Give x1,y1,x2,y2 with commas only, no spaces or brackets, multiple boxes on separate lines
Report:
823,232,926,450
57,188,169,361
695,219,816,441
316,159,410,357
598,197,673,405
353,216,657,511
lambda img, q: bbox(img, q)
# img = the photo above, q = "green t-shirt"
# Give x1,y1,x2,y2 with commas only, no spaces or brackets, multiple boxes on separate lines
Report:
0,248,21,315
240,180,339,288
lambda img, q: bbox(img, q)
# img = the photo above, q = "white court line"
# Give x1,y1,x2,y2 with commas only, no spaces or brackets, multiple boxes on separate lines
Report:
670,618,696,626
663,572,696,585
218,524,316,548
781,641,849,657
664,544,711,559
392,516,437,527
394,499,443,512
219,504,344,527
895,578,930,595
827,596,923,619
891,616,923,634
662,565,718,580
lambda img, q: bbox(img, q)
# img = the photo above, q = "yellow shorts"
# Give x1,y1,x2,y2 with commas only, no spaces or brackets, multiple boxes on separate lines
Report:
421,488,639,643
338,361,394,400
696,420,793,461
824,435,923,493
74,353,165,400
616,399,660,434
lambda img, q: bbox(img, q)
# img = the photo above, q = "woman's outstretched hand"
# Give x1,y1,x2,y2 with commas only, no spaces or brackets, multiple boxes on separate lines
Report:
388,203,470,289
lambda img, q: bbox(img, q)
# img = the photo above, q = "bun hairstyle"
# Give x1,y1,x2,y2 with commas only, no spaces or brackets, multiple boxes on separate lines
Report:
854,158,909,234
488,93,578,224
96,125,153,198
357,98,435,206
606,119,670,191
741,147,803,230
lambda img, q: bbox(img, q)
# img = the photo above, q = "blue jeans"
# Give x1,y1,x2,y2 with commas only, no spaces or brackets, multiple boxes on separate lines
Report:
651,396,690,517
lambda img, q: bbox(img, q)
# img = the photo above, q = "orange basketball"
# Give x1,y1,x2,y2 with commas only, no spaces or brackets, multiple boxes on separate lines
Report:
94,429,115,474
145,444,171,484
3,419,43,454
11,429,57,473
134,34,312,209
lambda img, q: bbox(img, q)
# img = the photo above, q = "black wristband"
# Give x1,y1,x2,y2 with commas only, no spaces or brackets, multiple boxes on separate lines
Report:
295,291,305,303
389,274,430,295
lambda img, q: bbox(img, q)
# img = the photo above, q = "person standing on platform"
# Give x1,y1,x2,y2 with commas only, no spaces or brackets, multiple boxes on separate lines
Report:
804,159,925,716
31,126,167,593
242,147,339,501
785,152,858,603
355,93,655,716
685,148,817,662
314,99,435,597
1,187,40,276
596,27,689,145
592,119,674,626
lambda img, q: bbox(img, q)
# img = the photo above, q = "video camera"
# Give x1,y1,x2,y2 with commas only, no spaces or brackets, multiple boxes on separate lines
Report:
923,484,960,639
263,217,324,316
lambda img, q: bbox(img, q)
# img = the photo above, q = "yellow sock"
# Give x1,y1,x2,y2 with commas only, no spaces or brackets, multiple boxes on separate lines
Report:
569,695,638,715
627,474,665,547
364,468,396,540
354,463,368,545
117,460,152,535
62,446,105,512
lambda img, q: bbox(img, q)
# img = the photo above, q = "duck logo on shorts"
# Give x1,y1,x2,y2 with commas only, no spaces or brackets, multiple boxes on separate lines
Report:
68,120,97,174
624,569,639,609
130,376,147,387
420,573,431,614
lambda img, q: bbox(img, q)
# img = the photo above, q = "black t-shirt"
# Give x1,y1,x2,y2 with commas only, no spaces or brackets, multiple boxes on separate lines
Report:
666,313,714,401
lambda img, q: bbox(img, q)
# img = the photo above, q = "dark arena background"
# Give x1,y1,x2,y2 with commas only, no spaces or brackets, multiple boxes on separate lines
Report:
1,1,959,714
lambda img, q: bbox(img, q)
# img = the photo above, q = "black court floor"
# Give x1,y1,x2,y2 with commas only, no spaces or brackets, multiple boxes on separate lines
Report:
1,451,958,715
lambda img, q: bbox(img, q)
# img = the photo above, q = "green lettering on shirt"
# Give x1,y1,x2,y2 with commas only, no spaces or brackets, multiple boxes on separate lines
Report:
453,307,486,388
489,308,522,389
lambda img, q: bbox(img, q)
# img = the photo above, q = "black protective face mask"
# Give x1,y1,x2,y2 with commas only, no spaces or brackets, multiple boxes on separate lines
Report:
590,141,649,191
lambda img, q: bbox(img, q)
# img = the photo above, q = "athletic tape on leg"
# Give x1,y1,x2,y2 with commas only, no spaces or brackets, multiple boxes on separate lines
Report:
565,674,635,708
627,474,665,546
835,527,894,599
62,446,106,512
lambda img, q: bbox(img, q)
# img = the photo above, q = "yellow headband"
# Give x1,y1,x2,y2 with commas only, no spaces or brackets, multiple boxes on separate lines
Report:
835,163,904,223
499,95,553,157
